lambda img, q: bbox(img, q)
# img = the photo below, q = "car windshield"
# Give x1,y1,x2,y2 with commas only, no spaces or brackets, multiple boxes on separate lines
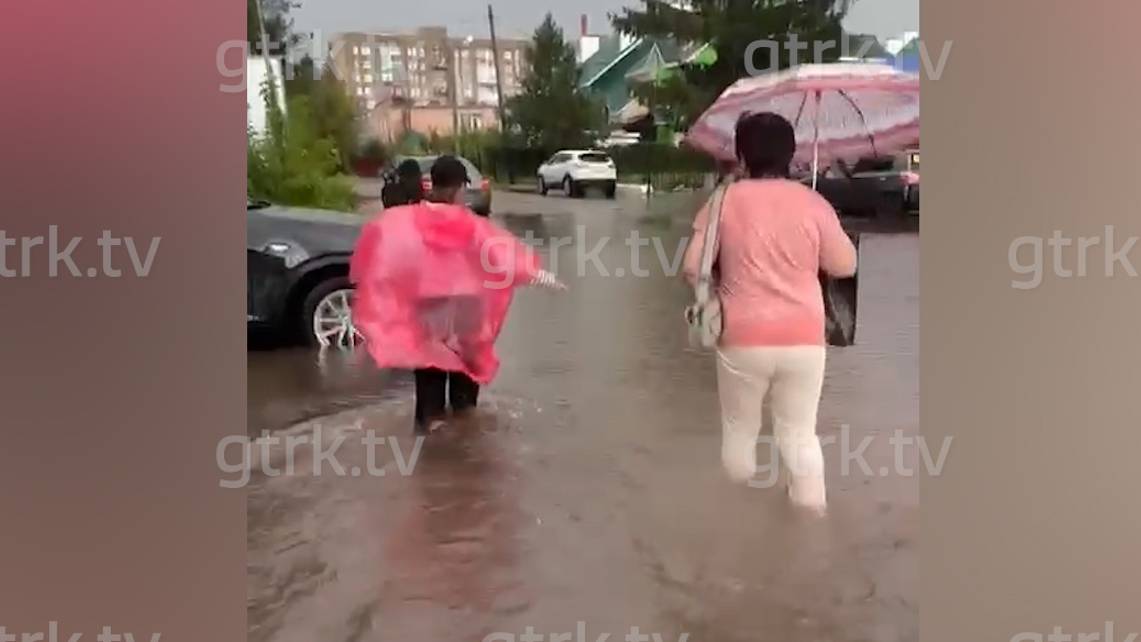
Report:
579,152,611,164
853,157,895,173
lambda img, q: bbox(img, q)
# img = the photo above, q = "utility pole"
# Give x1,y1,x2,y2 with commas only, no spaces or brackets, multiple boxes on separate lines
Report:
251,0,285,142
252,0,278,105
487,4,507,132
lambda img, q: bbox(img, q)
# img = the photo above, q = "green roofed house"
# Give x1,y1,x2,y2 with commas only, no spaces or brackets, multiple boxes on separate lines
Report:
578,33,711,129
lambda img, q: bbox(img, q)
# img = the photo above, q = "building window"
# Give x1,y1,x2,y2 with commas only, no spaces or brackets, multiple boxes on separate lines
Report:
361,46,371,55
353,46,360,55
462,114,483,130
364,74,373,83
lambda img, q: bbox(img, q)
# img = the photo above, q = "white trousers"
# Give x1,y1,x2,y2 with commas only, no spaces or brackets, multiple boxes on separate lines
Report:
716,345,828,509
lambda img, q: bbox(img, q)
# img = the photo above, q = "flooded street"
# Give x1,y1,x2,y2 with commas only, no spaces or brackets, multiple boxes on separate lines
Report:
246,190,919,642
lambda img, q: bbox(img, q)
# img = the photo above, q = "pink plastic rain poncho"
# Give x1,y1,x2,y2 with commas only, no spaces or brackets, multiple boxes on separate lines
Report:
349,201,543,384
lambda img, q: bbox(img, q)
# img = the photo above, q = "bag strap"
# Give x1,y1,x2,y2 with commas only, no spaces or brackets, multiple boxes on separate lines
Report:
695,178,731,304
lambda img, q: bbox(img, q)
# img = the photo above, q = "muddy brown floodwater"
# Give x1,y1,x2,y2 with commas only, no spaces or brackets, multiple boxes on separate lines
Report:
246,190,919,642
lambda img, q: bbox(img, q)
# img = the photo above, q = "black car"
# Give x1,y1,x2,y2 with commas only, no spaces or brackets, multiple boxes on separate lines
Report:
247,199,364,347
804,150,920,220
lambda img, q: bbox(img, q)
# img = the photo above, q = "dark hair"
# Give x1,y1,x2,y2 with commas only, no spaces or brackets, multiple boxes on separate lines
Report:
735,112,797,179
430,155,470,189
396,158,422,180
392,158,424,204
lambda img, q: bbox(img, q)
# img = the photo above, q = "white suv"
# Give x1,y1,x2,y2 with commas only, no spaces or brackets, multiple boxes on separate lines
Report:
537,150,618,199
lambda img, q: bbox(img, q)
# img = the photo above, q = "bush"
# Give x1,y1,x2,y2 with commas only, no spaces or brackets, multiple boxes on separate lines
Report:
396,131,429,155
248,93,356,211
606,143,713,178
436,129,504,175
355,137,388,164
349,137,389,177
485,145,552,183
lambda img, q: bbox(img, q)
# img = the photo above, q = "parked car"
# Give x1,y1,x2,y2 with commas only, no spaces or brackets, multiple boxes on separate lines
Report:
803,149,920,220
247,198,364,348
537,150,618,198
388,155,492,216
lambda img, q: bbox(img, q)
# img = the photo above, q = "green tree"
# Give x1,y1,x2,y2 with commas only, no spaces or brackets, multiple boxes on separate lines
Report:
630,68,704,134
612,0,854,127
247,0,298,57
506,13,603,150
248,86,356,211
286,57,359,171
283,55,316,97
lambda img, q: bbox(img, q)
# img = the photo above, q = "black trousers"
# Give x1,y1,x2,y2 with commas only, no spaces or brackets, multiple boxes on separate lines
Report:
414,368,480,429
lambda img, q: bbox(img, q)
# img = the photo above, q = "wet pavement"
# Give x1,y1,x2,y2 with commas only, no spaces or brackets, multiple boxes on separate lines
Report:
246,190,919,642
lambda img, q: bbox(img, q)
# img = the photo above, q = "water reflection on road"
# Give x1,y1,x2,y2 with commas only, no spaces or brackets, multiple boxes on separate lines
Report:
247,190,919,642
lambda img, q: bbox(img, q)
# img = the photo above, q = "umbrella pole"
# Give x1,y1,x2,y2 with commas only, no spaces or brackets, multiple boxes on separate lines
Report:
811,90,821,191
812,141,819,190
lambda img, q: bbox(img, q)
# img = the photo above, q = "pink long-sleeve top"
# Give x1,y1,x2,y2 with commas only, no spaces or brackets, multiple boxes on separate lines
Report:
683,178,858,347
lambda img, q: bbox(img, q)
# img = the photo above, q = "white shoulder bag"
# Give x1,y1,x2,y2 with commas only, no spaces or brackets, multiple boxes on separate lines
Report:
685,179,732,349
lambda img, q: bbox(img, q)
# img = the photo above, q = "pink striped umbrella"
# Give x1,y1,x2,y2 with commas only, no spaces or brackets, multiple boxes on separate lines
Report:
686,62,920,186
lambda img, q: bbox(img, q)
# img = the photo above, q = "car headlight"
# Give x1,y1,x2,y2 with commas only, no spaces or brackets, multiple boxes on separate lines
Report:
263,241,310,269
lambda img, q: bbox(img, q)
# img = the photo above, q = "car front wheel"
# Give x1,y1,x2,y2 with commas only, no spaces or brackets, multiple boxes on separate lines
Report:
302,276,364,349
538,176,548,196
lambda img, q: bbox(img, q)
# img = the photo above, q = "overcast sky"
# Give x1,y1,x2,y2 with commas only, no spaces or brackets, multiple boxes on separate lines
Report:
292,0,918,43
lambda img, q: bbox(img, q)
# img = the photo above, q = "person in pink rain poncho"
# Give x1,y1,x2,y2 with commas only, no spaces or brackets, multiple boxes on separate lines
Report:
350,156,564,434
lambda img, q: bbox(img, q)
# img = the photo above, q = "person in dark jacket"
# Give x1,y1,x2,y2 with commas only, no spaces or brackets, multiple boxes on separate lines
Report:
381,159,425,208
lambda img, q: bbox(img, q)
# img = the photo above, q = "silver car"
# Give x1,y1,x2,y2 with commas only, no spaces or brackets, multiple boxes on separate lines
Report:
389,155,492,216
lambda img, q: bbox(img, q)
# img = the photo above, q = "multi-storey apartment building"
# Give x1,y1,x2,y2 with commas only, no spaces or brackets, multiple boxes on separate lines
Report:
329,27,528,136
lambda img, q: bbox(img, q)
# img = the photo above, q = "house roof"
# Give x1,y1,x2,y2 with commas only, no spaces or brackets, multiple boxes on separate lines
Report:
624,42,667,81
655,39,684,62
624,40,716,83
579,35,627,87
579,36,695,88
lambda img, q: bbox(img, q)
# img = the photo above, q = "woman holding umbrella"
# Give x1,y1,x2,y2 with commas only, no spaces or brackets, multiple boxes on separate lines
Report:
682,112,857,512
